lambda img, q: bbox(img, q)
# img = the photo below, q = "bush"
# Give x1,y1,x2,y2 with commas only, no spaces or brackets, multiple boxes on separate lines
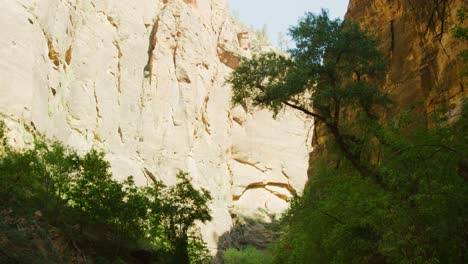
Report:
271,105,468,264
224,246,272,264
0,123,213,263
227,9,468,263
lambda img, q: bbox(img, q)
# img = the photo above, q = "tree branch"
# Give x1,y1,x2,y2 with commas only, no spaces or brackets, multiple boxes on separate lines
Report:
283,100,327,123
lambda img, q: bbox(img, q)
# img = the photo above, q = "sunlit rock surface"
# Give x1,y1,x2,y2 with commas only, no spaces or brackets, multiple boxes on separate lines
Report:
0,0,311,252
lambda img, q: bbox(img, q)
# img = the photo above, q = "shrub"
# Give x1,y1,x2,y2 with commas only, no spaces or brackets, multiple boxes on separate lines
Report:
227,9,468,264
0,124,213,263
224,246,272,264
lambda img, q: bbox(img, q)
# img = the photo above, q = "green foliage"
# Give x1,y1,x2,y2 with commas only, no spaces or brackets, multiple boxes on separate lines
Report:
156,171,213,264
159,172,212,242
273,106,468,263
0,120,6,146
227,9,389,118
188,231,212,264
227,10,391,184
452,8,468,41
224,246,273,264
227,9,468,264
0,134,150,260
0,126,213,263
452,8,468,77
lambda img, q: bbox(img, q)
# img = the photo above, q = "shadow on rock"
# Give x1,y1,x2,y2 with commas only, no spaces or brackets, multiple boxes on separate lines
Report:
213,212,281,263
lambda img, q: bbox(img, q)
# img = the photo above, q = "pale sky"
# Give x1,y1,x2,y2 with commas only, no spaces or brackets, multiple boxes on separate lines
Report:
228,0,350,48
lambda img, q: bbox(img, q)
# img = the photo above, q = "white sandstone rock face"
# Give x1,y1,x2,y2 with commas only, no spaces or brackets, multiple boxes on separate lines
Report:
0,0,311,252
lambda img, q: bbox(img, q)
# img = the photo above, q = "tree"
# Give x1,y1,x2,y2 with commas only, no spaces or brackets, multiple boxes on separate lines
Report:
0,122,214,262
227,10,389,186
227,10,468,264
269,106,468,264
158,171,212,264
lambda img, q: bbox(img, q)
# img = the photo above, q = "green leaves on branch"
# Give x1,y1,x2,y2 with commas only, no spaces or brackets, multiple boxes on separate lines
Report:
224,246,273,264
452,8,468,41
228,53,296,115
0,126,213,263
227,10,391,184
227,9,468,264
160,171,212,241
273,106,468,264
452,8,468,77
227,9,389,123
158,171,212,264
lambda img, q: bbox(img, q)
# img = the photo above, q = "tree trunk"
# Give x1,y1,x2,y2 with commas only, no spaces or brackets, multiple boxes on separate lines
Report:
173,237,190,264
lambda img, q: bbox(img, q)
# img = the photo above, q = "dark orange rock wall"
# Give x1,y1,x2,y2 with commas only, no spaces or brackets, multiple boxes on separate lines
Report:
308,0,467,177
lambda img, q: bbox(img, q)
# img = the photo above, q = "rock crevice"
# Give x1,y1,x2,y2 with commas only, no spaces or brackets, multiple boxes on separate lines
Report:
232,181,297,202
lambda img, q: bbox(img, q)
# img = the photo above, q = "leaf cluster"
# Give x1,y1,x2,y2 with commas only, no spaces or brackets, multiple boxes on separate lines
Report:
272,104,468,263
227,9,390,123
227,10,392,185
227,9,468,264
224,246,273,264
0,126,213,263
452,8,468,77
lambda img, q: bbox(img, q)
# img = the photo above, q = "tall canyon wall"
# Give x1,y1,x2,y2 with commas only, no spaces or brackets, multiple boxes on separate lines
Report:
0,0,311,252
346,0,466,116
310,0,466,174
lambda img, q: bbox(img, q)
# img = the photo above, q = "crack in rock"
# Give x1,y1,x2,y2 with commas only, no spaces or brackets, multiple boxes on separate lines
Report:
232,181,297,202
201,95,211,134
143,167,158,184
113,40,122,101
144,18,160,83
233,158,271,172
118,127,124,143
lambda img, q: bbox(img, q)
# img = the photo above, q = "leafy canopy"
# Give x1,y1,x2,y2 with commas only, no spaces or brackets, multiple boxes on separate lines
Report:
227,10,391,184
0,124,213,263
228,9,468,264
227,9,389,121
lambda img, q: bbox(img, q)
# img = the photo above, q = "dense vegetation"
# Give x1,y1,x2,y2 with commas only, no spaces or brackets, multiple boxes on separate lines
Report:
1,7,467,264
223,246,272,264
0,121,211,263
227,9,467,264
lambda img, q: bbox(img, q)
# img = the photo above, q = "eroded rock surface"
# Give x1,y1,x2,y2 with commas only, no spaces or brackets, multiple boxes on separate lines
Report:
0,0,311,252
309,0,467,176
346,0,466,117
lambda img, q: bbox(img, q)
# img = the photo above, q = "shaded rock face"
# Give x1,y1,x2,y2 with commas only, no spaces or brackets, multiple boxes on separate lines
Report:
309,0,467,176
0,0,311,253
214,216,281,263
346,0,466,117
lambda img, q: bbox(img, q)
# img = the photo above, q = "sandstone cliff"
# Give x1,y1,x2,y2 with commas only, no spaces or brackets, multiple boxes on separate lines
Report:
346,0,466,117
0,0,311,252
309,0,467,175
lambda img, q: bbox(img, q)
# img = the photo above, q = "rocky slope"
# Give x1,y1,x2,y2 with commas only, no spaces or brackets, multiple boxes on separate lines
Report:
0,0,311,253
